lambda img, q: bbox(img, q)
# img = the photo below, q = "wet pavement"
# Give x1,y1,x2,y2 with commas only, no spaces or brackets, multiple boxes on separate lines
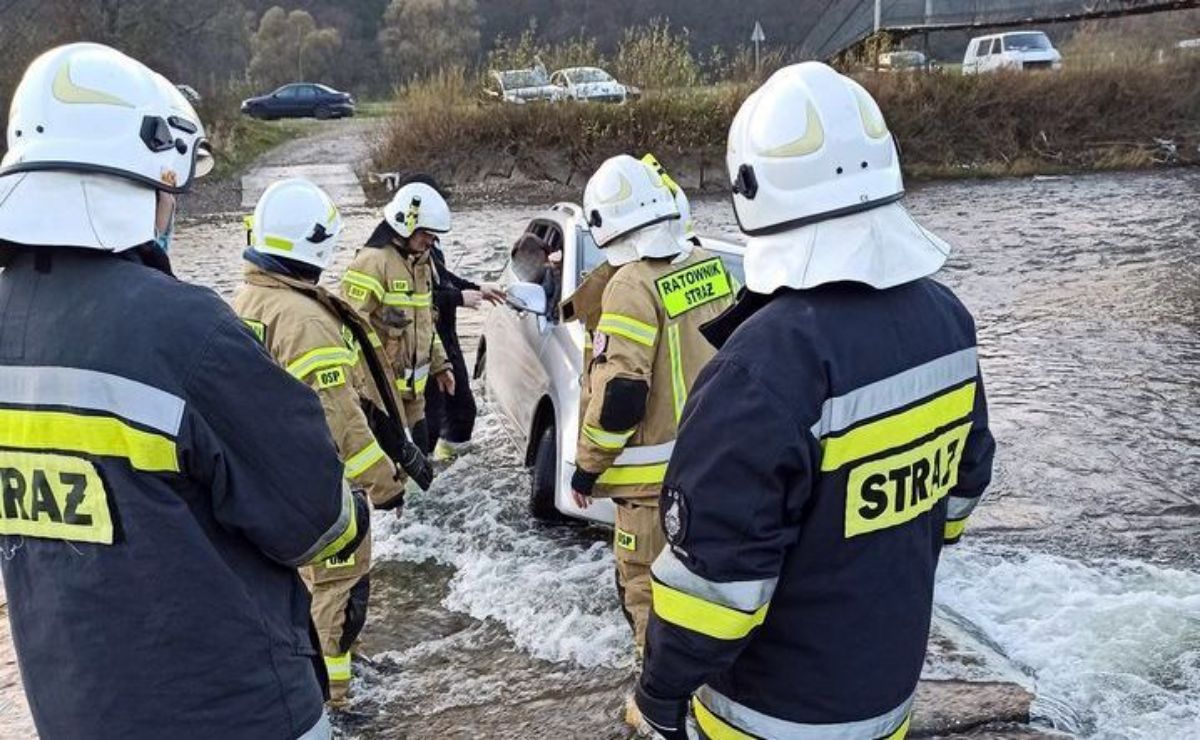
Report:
1,167,1197,738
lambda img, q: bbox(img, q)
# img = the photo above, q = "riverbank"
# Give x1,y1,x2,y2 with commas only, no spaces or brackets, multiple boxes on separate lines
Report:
371,61,1200,192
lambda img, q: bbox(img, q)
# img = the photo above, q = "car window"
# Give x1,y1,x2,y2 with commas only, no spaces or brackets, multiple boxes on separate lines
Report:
973,41,987,58
276,86,298,99
297,86,316,100
577,227,604,279
1004,33,1052,52
993,39,1004,55
720,252,746,288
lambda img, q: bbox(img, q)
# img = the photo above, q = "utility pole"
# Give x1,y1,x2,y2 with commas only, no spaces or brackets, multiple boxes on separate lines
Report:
874,0,883,71
297,25,304,81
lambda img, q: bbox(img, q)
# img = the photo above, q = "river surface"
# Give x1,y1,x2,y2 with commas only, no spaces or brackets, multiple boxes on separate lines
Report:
7,169,1194,739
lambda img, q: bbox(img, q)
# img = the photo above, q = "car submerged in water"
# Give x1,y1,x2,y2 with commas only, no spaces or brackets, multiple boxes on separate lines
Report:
476,203,744,525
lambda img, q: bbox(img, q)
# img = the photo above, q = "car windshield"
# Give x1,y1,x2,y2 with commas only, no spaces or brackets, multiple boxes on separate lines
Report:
569,68,612,84
577,228,747,288
499,69,549,89
888,51,925,66
1004,33,1051,51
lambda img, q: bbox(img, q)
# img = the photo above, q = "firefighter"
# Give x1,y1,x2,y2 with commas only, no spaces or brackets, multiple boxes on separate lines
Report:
342,182,455,453
0,43,367,739
563,154,735,729
634,62,997,740
233,178,433,705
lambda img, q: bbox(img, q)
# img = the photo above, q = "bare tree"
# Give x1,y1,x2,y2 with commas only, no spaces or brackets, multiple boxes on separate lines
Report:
249,6,342,88
378,0,482,80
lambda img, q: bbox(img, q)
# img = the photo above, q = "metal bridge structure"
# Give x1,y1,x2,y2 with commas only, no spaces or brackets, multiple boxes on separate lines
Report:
801,0,1200,59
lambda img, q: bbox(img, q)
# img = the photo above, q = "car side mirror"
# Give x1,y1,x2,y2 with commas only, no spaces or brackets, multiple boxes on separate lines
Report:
506,281,549,316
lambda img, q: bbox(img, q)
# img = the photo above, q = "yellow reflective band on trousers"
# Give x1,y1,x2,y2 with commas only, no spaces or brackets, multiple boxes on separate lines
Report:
383,292,432,309
821,382,976,472
312,489,357,564
583,425,635,450
0,449,115,545
0,409,178,472
945,518,968,541
342,271,385,301
325,651,352,682
597,313,658,347
286,346,357,381
651,578,768,640
343,440,387,480
598,462,668,486
667,324,686,423
693,697,755,740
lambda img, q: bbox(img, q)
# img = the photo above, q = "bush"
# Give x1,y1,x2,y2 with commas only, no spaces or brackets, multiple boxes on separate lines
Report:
374,59,1200,186
614,18,701,89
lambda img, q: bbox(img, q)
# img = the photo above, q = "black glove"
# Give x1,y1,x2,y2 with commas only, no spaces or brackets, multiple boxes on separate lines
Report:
365,402,434,491
394,436,434,491
635,683,689,740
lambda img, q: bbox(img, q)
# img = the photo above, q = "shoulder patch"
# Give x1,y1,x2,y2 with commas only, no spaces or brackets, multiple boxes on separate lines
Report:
346,285,369,302
654,257,732,319
315,367,347,390
662,487,689,545
390,279,409,293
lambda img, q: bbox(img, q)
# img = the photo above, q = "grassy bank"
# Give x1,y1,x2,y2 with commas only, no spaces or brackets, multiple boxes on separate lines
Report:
373,60,1200,187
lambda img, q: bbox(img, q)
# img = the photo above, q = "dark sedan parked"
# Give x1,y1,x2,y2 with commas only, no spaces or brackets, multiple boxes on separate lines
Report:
241,83,355,120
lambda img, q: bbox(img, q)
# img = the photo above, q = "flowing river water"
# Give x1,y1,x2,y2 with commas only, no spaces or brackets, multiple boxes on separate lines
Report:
2,168,1198,738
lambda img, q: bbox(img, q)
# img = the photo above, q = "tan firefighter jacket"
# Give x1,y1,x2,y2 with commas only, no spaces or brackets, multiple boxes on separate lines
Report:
341,243,450,404
233,264,406,509
563,247,735,500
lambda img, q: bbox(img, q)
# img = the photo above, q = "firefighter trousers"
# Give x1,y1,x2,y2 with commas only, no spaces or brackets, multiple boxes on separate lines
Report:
613,498,667,652
301,534,372,702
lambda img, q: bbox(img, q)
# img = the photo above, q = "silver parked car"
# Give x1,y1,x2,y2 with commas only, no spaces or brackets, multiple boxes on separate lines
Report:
550,67,640,103
476,203,744,525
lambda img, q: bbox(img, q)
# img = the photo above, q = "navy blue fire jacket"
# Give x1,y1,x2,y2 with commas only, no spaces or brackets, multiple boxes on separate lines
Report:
0,247,365,740
638,279,995,739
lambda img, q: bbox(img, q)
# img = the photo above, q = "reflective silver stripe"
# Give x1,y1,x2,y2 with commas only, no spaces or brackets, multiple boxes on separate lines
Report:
406,364,431,381
811,348,978,438
947,494,979,520
696,685,914,739
296,712,332,740
0,365,185,435
614,440,675,466
652,548,776,612
294,481,354,566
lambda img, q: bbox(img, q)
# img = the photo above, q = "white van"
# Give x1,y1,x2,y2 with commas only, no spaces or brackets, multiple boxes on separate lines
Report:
962,31,1062,74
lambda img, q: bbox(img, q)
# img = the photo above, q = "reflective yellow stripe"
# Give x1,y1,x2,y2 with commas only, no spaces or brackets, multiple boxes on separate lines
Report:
286,346,357,380
652,579,768,640
395,376,430,394
312,490,357,564
693,697,755,740
383,292,432,308
325,651,352,682
667,324,686,423
597,313,658,347
0,409,178,472
263,235,293,252
342,270,385,301
367,331,383,349
583,425,634,450
821,382,976,472
344,440,387,479
887,715,911,739
945,518,968,541
597,462,667,486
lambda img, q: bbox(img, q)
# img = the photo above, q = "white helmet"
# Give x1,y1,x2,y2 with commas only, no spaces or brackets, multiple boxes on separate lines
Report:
247,178,343,271
727,62,950,291
641,153,696,241
584,154,680,248
383,182,450,239
0,43,211,251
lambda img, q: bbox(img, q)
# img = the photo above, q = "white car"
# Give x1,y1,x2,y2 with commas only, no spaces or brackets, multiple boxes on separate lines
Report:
550,67,640,103
477,203,744,525
486,68,563,104
962,31,1062,74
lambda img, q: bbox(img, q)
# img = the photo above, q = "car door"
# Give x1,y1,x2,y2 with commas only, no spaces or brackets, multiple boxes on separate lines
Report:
487,219,559,443
295,85,317,116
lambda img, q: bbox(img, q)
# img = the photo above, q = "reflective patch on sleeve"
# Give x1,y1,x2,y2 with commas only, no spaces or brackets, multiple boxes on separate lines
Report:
241,319,266,344
615,528,637,551
324,552,356,569
0,450,114,545
390,279,409,292
845,421,973,538
654,257,732,319
315,367,347,390
651,577,768,640
347,285,368,302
